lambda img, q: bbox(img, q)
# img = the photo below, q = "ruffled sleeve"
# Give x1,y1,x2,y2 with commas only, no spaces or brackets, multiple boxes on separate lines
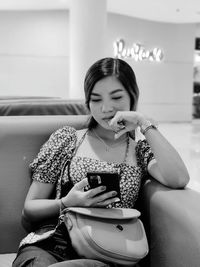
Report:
30,126,77,185
136,139,155,174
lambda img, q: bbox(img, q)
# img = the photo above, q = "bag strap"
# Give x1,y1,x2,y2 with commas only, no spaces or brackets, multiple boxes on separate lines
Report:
60,130,88,197
63,207,140,220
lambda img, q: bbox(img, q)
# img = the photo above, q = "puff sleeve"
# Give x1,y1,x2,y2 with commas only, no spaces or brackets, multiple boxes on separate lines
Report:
30,126,77,184
136,139,155,174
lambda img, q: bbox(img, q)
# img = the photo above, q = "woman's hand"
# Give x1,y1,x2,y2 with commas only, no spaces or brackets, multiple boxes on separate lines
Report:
61,178,120,208
109,111,147,138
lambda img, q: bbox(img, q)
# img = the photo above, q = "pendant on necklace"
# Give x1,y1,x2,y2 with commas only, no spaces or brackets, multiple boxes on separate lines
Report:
92,129,127,153
105,146,110,152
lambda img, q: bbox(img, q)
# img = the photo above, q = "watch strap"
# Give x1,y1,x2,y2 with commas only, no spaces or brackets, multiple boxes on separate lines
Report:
140,121,157,135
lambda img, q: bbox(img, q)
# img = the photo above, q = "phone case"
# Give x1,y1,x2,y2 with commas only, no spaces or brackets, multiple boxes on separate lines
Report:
87,171,121,199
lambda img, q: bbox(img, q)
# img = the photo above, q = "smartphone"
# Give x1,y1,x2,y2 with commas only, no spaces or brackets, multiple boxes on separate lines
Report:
87,171,121,199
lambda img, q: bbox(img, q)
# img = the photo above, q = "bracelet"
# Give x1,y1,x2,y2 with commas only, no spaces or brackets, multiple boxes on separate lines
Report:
140,120,158,135
142,124,157,135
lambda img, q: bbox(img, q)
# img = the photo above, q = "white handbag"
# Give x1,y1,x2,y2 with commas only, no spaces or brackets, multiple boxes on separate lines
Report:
60,207,149,266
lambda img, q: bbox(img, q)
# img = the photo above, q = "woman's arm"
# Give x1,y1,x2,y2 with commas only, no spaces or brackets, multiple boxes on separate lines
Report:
22,181,60,224
23,179,120,225
143,125,190,188
23,126,77,225
109,111,190,189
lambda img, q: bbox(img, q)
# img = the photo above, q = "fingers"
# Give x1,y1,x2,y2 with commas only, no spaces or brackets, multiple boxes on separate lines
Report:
74,178,88,190
96,197,120,207
109,112,125,132
109,111,140,138
114,128,127,139
95,191,119,204
66,181,120,207
86,185,106,198
86,188,120,207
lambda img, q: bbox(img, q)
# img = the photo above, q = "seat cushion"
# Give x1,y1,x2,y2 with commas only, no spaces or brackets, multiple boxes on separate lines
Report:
0,253,16,267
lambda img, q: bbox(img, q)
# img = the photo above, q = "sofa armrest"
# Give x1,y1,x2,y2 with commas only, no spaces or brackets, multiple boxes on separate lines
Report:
142,179,200,267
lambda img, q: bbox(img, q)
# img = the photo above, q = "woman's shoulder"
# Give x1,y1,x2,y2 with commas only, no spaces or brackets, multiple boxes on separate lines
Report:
136,138,149,148
53,125,77,136
135,138,151,158
41,125,78,152
135,138,154,167
76,128,88,142
53,126,88,137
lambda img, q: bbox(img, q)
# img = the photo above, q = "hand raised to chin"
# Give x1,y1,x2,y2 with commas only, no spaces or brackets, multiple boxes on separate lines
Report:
109,111,143,138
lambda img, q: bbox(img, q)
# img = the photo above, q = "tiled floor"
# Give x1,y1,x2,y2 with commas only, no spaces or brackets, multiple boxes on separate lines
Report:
158,120,200,192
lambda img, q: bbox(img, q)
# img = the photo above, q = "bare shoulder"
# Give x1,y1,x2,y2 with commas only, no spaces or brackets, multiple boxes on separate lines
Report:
76,128,88,142
129,136,137,149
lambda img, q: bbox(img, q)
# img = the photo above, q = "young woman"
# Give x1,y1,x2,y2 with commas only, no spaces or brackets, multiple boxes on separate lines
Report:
13,57,190,267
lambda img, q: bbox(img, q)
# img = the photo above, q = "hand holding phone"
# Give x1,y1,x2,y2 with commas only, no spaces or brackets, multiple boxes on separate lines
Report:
87,171,121,200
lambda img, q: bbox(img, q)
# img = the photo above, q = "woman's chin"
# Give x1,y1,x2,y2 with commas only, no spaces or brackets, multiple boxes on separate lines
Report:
97,120,113,131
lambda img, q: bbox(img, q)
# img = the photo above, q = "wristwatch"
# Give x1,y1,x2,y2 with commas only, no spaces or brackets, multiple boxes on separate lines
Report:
140,120,158,135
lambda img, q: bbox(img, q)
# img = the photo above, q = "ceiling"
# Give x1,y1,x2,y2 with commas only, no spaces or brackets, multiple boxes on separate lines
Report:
108,0,200,24
0,0,200,24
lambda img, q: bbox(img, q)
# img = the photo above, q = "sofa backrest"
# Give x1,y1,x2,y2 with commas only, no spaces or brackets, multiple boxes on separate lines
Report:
0,98,89,116
0,115,88,253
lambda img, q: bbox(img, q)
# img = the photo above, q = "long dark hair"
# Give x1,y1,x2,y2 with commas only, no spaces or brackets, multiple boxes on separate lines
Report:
84,57,139,129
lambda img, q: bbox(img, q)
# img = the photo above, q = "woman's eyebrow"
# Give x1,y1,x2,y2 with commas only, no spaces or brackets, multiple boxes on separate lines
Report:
91,89,123,96
91,92,101,96
110,89,124,95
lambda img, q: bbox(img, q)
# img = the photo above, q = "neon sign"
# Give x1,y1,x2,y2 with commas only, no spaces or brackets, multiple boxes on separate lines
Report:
113,39,164,62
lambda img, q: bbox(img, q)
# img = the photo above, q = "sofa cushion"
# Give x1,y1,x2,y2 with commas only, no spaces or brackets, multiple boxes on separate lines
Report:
0,115,89,253
0,253,16,267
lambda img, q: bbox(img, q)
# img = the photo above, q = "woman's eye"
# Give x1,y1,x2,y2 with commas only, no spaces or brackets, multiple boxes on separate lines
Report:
90,99,101,102
112,96,122,100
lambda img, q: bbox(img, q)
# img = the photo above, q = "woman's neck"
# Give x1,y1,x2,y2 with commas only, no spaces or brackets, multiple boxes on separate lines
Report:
92,125,126,143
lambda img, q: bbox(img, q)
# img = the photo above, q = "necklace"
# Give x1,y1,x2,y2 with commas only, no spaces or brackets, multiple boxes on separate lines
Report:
92,129,129,152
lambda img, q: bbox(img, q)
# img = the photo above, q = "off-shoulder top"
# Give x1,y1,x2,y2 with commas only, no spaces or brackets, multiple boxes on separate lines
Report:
30,126,154,205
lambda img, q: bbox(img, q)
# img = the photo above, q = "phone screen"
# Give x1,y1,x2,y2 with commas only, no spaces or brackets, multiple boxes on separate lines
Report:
87,171,121,199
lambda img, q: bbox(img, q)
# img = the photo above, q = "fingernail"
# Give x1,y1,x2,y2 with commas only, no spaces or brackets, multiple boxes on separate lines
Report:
112,191,117,196
114,198,120,202
101,186,106,191
119,125,125,129
114,134,119,139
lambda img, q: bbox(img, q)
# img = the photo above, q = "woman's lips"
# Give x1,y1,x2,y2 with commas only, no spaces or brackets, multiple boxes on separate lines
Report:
102,117,113,123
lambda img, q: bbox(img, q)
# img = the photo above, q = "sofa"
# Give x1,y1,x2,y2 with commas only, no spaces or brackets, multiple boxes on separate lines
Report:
0,97,89,116
0,115,200,267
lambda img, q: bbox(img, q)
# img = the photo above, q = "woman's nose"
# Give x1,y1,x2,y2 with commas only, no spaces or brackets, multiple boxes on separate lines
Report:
101,101,113,112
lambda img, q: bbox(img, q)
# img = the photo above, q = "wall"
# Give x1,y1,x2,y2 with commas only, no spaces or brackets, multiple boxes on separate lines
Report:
0,10,196,121
196,23,200,37
0,11,69,98
106,14,196,122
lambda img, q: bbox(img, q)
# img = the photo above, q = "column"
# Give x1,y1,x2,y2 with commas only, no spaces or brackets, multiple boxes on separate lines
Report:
69,0,107,99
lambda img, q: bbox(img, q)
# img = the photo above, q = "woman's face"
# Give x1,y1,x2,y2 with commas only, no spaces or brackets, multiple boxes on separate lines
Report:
89,76,131,130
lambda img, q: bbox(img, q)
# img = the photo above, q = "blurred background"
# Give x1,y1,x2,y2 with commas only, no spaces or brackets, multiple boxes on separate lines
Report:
0,0,199,190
